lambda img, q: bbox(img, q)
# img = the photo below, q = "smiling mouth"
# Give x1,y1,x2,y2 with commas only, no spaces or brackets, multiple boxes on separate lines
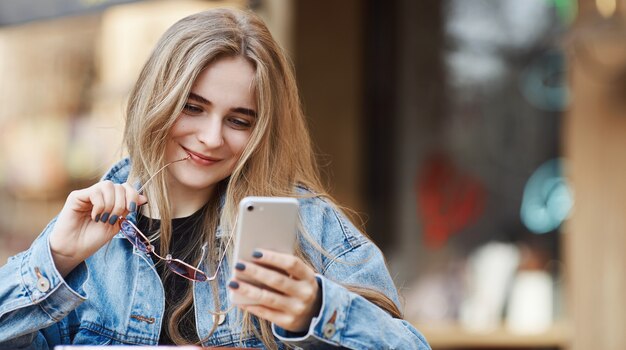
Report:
182,147,221,163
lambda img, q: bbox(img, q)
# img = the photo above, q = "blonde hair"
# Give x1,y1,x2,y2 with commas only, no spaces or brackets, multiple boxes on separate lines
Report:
123,8,399,348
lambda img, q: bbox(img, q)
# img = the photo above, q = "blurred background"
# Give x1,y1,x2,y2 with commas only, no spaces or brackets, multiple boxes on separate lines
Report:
0,0,625,349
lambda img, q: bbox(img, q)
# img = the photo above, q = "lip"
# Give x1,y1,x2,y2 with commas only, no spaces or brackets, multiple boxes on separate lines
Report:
182,146,221,165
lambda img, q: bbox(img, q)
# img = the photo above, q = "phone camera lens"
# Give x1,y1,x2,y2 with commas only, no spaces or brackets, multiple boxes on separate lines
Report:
247,205,254,212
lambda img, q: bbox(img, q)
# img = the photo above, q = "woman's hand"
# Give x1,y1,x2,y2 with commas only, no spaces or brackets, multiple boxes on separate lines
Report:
229,249,322,333
49,181,146,276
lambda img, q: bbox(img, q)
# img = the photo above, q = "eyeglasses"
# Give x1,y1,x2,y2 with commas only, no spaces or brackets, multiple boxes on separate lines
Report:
119,217,233,282
117,156,233,282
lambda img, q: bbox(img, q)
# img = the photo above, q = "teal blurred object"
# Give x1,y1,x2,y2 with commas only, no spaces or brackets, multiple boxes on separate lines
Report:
519,49,570,112
520,158,574,234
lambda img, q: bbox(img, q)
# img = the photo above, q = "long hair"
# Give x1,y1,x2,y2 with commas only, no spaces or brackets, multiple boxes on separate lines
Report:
123,8,399,348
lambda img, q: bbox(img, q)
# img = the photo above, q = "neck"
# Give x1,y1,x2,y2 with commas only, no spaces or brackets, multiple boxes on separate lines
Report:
169,185,215,218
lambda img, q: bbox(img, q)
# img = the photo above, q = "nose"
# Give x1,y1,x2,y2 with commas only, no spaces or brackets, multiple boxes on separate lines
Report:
197,116,224,148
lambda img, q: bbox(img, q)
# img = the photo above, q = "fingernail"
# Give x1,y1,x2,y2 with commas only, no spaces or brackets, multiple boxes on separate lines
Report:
108,215,118,225
95,214,101,222
252,250,263,259
100,212,110,223
129,201,137,212
228,280,239,289
235,262,246,271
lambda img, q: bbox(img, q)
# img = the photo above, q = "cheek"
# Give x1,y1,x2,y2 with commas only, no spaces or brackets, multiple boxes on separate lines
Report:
169,113,194,133
168,120,188,138
227,132,252,156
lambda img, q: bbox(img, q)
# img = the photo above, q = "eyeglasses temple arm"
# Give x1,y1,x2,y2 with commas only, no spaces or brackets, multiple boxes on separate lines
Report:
204,231,236,282
137,155,190,193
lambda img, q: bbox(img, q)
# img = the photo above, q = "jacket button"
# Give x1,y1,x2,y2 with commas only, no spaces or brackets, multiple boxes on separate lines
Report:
37,277,50,292
322,323,336,339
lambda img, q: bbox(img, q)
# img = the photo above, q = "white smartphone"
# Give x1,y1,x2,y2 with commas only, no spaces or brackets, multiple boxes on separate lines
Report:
229,196,299,304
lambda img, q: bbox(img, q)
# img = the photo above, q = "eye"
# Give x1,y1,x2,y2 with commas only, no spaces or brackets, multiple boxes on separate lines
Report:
182,103,203,116
227,116,254,130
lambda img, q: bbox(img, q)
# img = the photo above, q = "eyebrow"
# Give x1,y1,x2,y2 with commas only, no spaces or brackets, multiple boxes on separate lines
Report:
188,92,257,118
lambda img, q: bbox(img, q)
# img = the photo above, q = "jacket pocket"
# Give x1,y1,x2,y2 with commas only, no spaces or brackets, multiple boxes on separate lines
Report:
72,328,113,345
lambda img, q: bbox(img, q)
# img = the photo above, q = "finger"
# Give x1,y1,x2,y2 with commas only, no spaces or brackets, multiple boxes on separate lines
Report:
96,180,116,224
121,183,147,213
106,184,127,225
251,249,314,281
234,261,301,296
138,194,148,206
125,183,148,207
121,183,138,213
66,187,104,221
229,279,291,310
84,188,105,222
239,304,301,331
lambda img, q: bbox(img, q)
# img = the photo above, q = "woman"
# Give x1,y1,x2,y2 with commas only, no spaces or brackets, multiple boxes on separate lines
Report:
0,8,430,349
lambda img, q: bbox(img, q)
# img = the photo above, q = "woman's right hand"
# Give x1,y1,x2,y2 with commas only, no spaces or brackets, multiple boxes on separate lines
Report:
49,180,147,276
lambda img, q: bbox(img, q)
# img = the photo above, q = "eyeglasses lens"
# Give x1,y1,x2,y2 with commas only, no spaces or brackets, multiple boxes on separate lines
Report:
120,220,150,252
166,260,208,282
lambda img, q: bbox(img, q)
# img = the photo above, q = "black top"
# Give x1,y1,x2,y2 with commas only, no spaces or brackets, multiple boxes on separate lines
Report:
136,206,206,345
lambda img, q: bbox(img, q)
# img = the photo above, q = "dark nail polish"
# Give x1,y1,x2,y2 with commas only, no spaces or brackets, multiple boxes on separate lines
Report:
129,201,137,212
108,215,118,225
252,250,263,259
228,281,239,289
100,212,110,223
95,214,101,222
235,262,246,271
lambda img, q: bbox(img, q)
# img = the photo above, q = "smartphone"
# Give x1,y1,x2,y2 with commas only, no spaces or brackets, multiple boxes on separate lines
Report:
229,196,299,304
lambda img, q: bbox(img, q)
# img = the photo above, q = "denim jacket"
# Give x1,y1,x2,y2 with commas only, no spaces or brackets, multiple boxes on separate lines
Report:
0,158,430,349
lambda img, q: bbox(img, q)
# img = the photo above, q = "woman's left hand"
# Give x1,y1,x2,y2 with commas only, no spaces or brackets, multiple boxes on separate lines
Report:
229,249,322,333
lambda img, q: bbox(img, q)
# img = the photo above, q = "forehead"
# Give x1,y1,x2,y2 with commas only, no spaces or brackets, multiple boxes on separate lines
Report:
191,56,257,107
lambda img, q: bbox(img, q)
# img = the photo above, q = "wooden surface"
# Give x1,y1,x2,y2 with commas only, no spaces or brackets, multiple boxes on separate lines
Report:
414,321,571,349
564,7,626,350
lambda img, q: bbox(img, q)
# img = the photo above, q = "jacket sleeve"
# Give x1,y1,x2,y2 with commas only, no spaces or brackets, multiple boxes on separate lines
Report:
0,217,88,348
272,201,431,349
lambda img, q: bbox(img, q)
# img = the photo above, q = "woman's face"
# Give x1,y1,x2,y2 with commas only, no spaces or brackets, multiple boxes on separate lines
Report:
164,55,257,200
